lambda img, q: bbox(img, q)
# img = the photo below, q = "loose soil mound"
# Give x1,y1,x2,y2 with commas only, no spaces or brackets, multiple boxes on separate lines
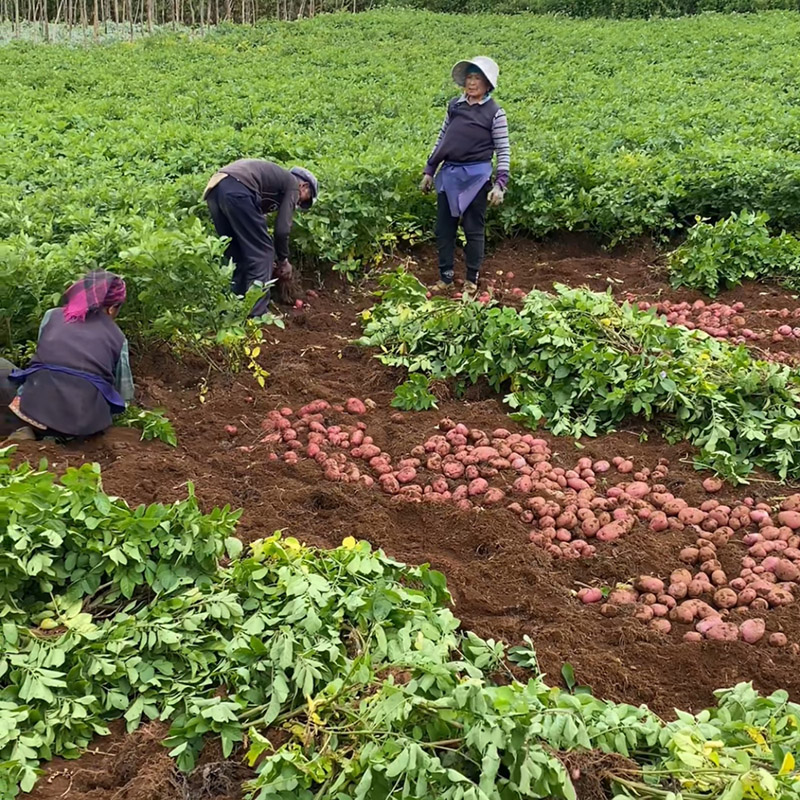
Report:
22,236,800,799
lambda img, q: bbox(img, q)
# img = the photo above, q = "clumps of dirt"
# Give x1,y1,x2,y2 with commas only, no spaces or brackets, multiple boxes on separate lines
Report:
28,722,253,800
29,722,185,800
188,761,252,800
558,750,640,800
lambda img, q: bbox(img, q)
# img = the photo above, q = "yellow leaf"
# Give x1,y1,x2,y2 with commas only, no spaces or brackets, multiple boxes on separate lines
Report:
251,346,261,358
257,375,266,388
341,536,356,550
780,752,796,775
745,726,767,748
284,537,302,551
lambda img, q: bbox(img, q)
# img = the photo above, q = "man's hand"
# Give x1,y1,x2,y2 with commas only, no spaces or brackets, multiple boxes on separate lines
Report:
488,185,505,207
274,259,292,282
420,174,434,194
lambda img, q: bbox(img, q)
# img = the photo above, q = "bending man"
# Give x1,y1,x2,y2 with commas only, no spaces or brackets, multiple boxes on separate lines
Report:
203,159,318,317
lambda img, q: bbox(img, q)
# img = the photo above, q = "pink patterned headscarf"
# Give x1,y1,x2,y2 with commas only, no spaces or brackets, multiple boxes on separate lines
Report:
62,270,127,323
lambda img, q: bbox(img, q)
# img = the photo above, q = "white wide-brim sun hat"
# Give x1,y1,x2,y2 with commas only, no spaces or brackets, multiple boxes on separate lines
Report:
451,56,499,92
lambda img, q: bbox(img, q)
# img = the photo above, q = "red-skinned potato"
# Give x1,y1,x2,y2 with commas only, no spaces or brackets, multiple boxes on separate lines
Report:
378,474,400,494
651,603,669,618
483,488,506,505
671,603,696,624
596,523,624,542
578,587,603,604
680,547,700,564
640,593,657,605
635,576,665,595
697,546,717,563
775,560,800,582
582,517,600,537
626,481,650,499
608,588,638,605
670,568,693,585
739,619,766,644
713,588,738,609
468,478,489,496
688,580,711,598
695,601,719,619
706,622,740,641
778,510,800,530
696,615,723,635
767,587,794,607
649,619,671,634
769,632,788,647
664,499,689,516
710,570,728,587
668,582,688,600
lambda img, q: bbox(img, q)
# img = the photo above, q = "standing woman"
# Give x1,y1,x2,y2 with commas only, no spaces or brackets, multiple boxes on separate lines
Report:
5,270,134,440
421,56,510,292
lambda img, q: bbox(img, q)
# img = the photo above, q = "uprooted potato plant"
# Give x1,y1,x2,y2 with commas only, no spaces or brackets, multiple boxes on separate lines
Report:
359,269,800,482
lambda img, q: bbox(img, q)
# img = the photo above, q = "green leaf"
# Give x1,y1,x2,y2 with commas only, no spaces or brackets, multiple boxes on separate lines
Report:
561,663,576,691
225,537,243,560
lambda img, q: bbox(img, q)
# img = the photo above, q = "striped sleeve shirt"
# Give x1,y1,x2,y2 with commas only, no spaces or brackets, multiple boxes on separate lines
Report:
425,94,510,189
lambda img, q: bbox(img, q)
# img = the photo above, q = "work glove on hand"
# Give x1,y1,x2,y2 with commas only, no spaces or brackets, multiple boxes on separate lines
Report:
488,185,505,207
420,174,434,194
274,259,292,282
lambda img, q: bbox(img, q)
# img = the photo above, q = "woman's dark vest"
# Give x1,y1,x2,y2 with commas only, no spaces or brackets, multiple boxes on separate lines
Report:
430,97,499,165
20,310,124,436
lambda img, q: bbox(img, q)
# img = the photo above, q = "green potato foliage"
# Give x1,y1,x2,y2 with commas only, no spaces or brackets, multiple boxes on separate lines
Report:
5,11,800,350
669,211,800,296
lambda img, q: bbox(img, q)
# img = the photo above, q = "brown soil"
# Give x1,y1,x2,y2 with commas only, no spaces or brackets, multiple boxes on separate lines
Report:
21,235,800,800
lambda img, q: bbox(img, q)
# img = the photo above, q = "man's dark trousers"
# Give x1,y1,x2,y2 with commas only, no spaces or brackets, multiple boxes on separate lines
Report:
207,178,273,317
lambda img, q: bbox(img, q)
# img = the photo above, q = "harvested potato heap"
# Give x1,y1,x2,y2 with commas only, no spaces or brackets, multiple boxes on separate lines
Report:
256,401,799,647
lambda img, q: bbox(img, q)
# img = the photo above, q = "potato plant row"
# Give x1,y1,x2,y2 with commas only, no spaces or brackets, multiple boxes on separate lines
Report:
6,12,800,350
247,400,800,648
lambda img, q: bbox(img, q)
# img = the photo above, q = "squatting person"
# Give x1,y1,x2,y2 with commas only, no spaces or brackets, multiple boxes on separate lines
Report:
203,159,319,317
2,270,134,441
420,56,510,293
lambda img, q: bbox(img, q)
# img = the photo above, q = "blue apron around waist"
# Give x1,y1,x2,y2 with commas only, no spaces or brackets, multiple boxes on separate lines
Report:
10,364,126,414
435,160,493,217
